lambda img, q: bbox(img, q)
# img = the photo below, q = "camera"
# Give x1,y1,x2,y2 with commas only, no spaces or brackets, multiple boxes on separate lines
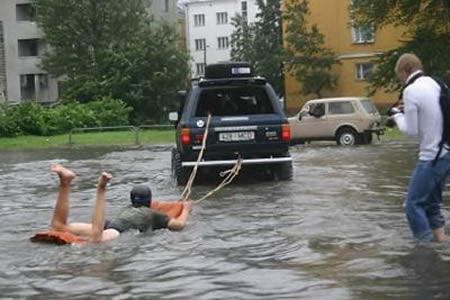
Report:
387,106,402,117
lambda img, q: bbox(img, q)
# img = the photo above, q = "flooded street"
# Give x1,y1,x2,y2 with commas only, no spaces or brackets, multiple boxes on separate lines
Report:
1,140,450,299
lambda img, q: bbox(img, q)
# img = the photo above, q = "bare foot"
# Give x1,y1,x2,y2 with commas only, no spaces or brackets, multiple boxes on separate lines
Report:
51,164,76,184
97,172,112,189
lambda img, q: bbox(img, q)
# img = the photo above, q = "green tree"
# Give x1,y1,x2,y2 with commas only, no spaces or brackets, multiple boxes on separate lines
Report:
230,15,258,68
34,0,189,123
350,0,450,93
283,0,339,98
230,0,284,95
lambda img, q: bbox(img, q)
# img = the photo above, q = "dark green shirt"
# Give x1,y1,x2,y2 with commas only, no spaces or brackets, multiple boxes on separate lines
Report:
107,206,170,233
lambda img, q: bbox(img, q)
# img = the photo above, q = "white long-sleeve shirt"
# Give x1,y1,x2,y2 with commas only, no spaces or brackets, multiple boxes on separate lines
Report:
394,71,445,161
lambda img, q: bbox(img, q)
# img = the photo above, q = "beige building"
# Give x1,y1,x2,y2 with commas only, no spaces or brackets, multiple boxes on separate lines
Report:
284,0,405,114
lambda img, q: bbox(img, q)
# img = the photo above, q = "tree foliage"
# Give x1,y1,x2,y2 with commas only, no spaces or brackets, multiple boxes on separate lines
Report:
34,0,189,123
283,0,339,98
351,0,450,93
230,0,284,95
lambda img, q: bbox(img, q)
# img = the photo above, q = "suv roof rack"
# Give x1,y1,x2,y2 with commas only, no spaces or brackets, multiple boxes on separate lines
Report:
205,62,254,79
198,77,266,87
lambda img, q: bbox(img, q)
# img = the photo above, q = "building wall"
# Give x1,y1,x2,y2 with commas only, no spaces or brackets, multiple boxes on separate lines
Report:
284,0,404,114
0,0,58,103
0,21,7,101
185,0,260,77
149,0,178,23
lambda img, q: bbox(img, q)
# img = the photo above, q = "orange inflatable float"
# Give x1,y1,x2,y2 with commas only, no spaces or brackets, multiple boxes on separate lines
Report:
30,201,184,245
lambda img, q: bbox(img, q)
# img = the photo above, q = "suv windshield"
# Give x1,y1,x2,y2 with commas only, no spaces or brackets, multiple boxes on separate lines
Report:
360,99,378,114
195,85,274,117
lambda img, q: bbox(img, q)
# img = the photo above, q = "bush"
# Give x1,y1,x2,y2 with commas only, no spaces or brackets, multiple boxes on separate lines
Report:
0,104,21,137
85,97,132,127
2,98,132,137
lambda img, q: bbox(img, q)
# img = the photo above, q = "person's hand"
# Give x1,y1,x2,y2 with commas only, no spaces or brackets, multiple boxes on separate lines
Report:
387,105,403,117
183,201,193,212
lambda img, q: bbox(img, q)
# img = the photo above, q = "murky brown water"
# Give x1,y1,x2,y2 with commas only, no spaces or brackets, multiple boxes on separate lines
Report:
1,140,450,299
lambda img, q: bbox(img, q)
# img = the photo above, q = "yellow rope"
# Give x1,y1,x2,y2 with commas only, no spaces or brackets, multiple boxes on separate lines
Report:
179,113,243,203
180,114,212,201
193,158,242,204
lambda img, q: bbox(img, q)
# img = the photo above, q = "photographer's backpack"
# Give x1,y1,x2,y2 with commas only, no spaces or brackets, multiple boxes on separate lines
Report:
432,76,450,165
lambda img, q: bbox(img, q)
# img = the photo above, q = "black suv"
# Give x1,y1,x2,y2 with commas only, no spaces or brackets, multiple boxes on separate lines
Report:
170,62,293,185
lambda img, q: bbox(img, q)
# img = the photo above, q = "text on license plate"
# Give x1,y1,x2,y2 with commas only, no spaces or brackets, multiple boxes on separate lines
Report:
219,131,255,142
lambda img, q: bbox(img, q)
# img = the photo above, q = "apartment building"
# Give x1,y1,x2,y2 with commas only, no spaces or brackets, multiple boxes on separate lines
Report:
0,0,58,103
284,0,404,112
0,0,180,104
149,0,178,24
184,0,260,77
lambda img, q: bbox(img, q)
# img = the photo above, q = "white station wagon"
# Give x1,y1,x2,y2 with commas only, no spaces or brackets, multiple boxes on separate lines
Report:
288,97,385,146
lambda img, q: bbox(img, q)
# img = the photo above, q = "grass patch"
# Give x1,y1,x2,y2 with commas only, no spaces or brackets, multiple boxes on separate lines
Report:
0,129,175,150
383,127,403,140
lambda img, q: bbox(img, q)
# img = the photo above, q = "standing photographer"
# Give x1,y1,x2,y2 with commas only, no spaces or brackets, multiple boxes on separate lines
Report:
391,53,450,242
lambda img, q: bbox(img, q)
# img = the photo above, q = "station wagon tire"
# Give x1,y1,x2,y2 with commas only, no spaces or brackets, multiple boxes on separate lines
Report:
272,161,293,181
336,128,358,146
171,148,191,186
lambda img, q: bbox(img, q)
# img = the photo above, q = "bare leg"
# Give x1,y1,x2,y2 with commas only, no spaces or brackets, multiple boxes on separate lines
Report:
433,227,447,243
90,172,112,243
50,164,76,231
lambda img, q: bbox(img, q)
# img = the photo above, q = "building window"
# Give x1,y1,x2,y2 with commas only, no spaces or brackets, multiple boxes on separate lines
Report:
196,63,206,76
20,74,50,102
20,74,35,101
18,39,45,57
164,0,169,12
241,1,248,21
355,63,374,81
216,12,228,25
217,37,229,49
194,14,205,27
352,26,375,44
16,4,36,22
195,39,206,51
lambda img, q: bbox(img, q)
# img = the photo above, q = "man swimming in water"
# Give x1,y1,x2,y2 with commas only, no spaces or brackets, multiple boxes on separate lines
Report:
50,164,192,243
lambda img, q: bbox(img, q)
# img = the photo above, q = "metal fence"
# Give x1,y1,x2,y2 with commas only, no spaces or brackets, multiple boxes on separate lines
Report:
68,125,174,145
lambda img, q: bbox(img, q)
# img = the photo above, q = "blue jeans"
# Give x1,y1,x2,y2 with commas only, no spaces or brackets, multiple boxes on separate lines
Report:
405,151,450,242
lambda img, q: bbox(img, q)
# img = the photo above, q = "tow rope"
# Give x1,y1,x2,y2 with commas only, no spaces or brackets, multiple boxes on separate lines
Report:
180,113,242,203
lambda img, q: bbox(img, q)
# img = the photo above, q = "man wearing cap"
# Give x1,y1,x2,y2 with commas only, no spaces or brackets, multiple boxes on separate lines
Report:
48,164,192,243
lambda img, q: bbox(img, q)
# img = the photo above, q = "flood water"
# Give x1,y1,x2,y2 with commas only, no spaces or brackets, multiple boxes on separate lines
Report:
1,139,450,299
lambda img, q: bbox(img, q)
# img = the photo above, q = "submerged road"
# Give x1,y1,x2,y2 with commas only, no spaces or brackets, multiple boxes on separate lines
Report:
0,140,449,299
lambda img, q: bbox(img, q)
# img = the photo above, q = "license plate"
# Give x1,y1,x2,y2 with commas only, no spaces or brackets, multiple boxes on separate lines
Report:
219,131,255,142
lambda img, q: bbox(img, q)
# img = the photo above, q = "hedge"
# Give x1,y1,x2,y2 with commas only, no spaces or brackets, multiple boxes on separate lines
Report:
0,97,132,137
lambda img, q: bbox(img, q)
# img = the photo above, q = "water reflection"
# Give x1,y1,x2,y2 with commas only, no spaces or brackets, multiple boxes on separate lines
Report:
1,140,450,299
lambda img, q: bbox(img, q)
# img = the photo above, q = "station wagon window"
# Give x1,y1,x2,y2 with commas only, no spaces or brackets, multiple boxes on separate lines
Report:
360,99,377,114
328,101,355,114
195,86,274,117
309,103,325,117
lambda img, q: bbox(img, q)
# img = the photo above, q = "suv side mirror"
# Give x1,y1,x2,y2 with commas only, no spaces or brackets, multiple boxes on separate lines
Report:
169,112,179,122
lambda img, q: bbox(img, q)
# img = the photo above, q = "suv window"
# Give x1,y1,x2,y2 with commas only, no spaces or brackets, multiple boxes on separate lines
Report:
195,85,274,117
328,101,355,115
